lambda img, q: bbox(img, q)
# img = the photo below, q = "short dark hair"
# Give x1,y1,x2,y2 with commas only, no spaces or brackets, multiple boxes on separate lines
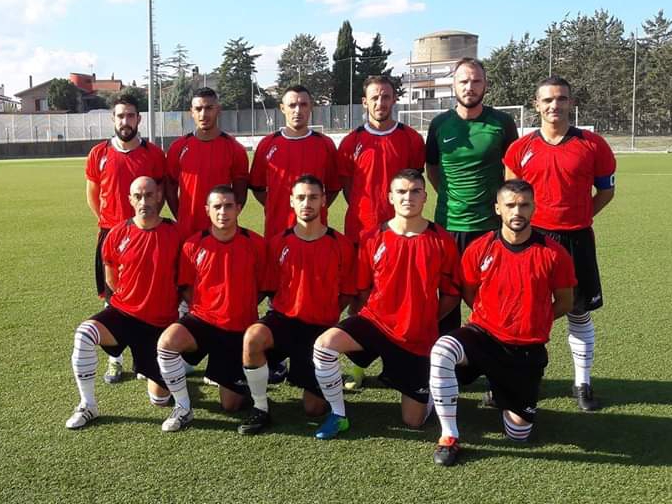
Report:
390,168,425,189
112,93,140,113
193,87,218,100
282,85,312,100
498,179,534,198
536,75,572,97
292,174,324,192
207,184,237,204
453,57,486,79
362,75,395,96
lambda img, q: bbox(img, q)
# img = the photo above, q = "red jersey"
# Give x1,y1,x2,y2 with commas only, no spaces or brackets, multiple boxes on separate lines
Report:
266,227,356,326
338,122,425,244
504,127,616,230
166,132,249,241
462,231,577,345
102,218,180,327
357,222,461,356
178,228,266,332
85,139,166,229
250,130,340,238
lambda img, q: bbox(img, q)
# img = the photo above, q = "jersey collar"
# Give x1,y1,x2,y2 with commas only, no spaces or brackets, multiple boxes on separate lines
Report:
363,121,399,136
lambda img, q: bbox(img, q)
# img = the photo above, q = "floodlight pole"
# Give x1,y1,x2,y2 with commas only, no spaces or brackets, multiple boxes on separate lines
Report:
548,34,552,77
147,0,155,142
631,29,638,151
349,56,353,129
251,73,255,138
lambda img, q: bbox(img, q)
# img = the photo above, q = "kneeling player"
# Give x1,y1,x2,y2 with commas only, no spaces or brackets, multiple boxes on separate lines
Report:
312,169,461,439
66,177,180,429
430,180,576,466
237,175,356,435
157,185,266,432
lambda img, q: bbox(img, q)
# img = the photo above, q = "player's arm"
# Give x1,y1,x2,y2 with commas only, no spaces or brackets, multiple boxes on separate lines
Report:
426,163,441,192
592,187,614,217
462,283,478,309
164,176,179,218
86,180,101,219
104,264,118,292
504,165,517,181
438,293,460,320
350,288,370,314
326,190,340,207
340,176,353,204
233,178,248,209
552,287,574,319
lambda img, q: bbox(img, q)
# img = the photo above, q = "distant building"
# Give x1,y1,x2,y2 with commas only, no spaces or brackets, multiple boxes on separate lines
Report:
13,73,124,113
400,30,478,106
0,84,20,112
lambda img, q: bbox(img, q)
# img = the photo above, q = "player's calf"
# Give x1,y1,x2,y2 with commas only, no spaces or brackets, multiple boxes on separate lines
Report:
502,410,533,442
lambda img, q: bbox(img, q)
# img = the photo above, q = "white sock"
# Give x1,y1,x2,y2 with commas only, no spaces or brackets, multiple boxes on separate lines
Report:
313,345,345,417
567,312,595,386
244,364,269,412
109,354,123,365
72,321,100,407
502,411,533,441
148,391,171,406
178,300,189,319
430,336,465,439
157,348,190,410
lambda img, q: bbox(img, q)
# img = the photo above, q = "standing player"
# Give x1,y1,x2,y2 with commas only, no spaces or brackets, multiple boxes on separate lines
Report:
504,76,616,411
312,170,461,440
430,180,575,466
426,57,518,333
157,185,266,432
66,177,180,429
337,75,425,389
165,87,249,243
249,85,340,239
237,175,356,435
85,94,166,384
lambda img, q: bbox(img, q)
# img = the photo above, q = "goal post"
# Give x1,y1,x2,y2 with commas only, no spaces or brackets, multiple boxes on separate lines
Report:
397,106,526,136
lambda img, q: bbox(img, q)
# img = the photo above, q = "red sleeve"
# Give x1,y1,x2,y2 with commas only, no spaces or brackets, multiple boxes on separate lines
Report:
356,235,374,291
460,241,482,289
151,144,167,182
231,139,250,181
263,235,280,293
337,133,356,178
592,133,616,178
165,137,184,182
85,144,102,183
439,233,461,297
323,136,341,191
550,242,578,290
253,234,267,292
409,129,426,171
503,138,523,176
249,137,269,189
177,238,197,287
338,234,357,296
101,225,120,267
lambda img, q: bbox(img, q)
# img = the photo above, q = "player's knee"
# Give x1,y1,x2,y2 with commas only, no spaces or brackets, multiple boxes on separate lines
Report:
220,390,245,412
314,328,346,352
158,323,189,351
502,410,533,441
148,391,171,407
74,320,101,347
431,335,465,366
243,324,272,355
303,392,328,417
401,408,426,428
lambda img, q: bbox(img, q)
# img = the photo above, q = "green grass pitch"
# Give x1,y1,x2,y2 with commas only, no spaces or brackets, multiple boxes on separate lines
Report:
0,154,670,503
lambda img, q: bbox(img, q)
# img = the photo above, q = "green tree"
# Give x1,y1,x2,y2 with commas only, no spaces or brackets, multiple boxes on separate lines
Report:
356,33,403,96
163,44,194,78
163,72,193,111
277,34,331,104
639,10,672,133
332,21,357,104
217,37,259,110
47,78,80,112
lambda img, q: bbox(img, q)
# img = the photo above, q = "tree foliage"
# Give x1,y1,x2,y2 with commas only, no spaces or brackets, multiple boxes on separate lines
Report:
277,34,331,104
357,33,403,96
163,72,193,111
217,37,259,109
163,44,194,78
106,87,149,112
332,21,357,104
47,78,80,112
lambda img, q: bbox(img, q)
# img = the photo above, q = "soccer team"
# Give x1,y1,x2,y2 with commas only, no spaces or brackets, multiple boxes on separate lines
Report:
67,57,616,467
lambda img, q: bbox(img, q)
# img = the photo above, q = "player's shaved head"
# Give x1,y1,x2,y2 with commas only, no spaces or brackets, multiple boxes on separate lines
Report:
207,184,237,205
130,176,157,194
497,179,534,200
390,168,425,189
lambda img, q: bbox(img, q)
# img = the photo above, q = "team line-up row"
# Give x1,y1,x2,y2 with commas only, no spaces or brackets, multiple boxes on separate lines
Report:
68,60,616,467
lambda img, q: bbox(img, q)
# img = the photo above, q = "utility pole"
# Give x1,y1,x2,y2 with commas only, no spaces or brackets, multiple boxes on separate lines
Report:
631,29,638,151
349,56,353,129
147,0,155,142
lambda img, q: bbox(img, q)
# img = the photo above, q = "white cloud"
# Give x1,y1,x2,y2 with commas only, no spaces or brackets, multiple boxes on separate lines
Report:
0,0,73,26
307,0,425,18
0,37,97,97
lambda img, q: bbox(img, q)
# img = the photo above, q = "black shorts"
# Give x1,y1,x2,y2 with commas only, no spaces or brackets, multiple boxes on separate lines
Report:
439,230,491,334
337,315,431,404
179,314,247,395
449,324,548,423
259,311,327,397
91,306,166,387
94,228,112,299
535,227,603,312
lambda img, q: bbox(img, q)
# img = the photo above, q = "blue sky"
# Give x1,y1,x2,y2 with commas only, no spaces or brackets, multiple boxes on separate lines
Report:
0,0,664,97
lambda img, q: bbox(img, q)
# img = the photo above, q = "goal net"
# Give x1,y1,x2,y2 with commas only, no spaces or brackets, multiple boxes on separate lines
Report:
397,106,527,136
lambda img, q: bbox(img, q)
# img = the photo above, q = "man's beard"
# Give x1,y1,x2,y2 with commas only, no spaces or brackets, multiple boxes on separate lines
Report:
456,91,484,109
115,125,138,142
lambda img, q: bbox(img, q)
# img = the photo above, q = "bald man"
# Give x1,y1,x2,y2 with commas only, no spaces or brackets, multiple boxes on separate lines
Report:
66,177,181,429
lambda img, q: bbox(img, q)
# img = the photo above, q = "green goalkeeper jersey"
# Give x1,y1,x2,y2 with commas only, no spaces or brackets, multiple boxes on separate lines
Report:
426,106,518,232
